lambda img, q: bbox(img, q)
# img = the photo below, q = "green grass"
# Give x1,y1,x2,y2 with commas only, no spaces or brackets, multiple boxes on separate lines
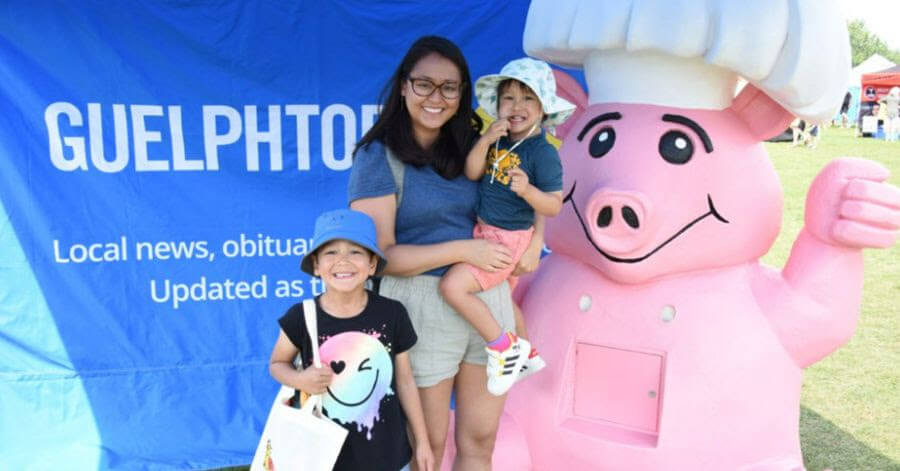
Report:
764,127,900,471
211,128,899,471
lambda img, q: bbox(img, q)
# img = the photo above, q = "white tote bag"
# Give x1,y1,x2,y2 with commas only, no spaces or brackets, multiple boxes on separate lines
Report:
250,299,348,471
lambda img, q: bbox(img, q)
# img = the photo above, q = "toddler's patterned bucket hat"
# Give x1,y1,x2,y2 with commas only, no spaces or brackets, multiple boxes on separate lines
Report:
475,57,576,128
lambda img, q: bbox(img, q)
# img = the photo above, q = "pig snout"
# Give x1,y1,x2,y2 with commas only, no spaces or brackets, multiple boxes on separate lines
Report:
585,189,654,255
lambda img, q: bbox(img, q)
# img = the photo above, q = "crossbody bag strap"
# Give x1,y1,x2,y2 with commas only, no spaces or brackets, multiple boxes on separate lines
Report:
371,145,404,295
384,145,405,207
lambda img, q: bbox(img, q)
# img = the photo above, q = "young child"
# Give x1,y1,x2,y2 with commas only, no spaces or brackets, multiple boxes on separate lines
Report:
269,209,434,471
439,57,575,396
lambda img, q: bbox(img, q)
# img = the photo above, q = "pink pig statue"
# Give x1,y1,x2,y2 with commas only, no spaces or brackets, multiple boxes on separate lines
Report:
483,1,900,470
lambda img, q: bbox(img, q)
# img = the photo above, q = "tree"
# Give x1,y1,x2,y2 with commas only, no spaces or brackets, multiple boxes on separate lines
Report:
848,19,900,67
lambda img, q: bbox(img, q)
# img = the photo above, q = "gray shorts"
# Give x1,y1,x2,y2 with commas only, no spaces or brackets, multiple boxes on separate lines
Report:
380,274,515,388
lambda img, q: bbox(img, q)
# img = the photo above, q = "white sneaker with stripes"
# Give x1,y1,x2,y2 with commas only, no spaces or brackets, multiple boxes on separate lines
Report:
485,335,531,396
516,349,546,383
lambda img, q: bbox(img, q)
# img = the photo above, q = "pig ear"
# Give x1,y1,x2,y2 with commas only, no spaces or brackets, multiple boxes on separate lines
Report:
730,84,796,141
551,68,588,140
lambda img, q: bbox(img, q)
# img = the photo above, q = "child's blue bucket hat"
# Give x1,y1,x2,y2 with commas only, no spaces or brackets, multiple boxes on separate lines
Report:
300,209,386,276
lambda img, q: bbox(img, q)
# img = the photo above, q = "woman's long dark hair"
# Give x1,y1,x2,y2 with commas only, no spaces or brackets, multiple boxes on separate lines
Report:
355,35,483,179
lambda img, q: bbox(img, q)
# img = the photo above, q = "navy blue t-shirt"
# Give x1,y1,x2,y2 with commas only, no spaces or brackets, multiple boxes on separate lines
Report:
476,129,563,230
347,140,478,276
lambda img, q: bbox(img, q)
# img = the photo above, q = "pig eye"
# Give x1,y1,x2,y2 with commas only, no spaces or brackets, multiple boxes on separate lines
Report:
589,127,616,158
658,130,693,164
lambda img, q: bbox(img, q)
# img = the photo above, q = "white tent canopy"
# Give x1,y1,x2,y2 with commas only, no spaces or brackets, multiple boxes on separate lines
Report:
850,53,897,86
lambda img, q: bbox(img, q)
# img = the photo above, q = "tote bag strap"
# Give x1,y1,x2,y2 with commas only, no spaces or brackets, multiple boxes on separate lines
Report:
301,298,324,414
302,298,321,368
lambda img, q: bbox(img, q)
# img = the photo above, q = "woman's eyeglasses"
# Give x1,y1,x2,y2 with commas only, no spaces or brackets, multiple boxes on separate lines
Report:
407,77,463,100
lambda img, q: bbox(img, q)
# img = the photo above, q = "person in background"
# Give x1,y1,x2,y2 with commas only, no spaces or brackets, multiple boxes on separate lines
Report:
880,87,899,141
839,90,852,128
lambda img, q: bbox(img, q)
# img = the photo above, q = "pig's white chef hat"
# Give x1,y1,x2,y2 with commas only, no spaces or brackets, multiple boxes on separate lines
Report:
523,0,850,122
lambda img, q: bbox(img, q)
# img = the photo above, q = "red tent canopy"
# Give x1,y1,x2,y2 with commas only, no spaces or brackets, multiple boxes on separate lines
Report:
861,68,900,103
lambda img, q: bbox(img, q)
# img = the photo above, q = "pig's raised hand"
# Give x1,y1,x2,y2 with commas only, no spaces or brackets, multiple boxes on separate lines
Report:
805,157,900,249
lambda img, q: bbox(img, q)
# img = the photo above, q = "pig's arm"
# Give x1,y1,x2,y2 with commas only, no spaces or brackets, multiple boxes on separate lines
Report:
756,158,900,368
753,231,864,368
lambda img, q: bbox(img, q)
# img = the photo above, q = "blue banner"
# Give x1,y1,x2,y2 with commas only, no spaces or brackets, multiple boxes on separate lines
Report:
0,2,535,469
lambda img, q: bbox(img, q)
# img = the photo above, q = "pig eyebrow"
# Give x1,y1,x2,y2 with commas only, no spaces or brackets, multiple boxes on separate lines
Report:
577,112,622,141
662,114,713,153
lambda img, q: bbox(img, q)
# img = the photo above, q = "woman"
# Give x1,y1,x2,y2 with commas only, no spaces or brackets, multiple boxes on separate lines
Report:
347,36,544,470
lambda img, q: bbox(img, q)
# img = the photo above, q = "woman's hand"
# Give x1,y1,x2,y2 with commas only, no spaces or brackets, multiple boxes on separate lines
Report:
414,443,435,471
467,239,513,272
295,365,333,394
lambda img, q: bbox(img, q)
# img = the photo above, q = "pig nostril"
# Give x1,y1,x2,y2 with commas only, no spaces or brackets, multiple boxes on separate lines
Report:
597,206,613,228
622,206,640,229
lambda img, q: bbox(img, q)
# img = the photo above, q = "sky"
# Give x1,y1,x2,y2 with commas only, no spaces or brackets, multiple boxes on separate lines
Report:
839,0,900,51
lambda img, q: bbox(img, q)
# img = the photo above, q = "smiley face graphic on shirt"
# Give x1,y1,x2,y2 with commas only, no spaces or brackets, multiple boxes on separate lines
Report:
318,331,393,439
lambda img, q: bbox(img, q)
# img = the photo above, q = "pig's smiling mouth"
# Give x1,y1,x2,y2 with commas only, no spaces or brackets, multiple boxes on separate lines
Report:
563,181,729,263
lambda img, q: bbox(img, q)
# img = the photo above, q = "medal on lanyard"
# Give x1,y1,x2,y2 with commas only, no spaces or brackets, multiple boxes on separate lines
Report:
490,121,538,184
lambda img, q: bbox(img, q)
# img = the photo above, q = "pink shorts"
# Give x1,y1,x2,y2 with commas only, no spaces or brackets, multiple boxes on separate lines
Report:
465,221,534,291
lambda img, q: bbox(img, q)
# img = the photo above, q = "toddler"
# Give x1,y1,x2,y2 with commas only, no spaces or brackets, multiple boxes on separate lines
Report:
439,58,574,396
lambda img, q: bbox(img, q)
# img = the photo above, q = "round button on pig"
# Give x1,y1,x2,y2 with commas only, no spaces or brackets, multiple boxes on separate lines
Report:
661,305,676,323
579,295,592,312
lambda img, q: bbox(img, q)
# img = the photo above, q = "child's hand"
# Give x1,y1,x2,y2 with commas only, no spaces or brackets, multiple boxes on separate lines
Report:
514,236,543,275
482,118,510,144
297,365,333,394
414,443,435,471
508,167,531,197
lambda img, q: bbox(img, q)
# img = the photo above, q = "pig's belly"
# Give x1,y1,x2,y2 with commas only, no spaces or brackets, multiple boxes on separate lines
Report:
508,257,805,470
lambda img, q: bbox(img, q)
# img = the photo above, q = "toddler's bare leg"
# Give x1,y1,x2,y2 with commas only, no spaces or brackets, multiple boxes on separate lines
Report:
440,264,504,342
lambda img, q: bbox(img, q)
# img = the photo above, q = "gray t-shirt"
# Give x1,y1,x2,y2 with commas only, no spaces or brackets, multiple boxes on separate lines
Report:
476,130,563,230
348,140,478,276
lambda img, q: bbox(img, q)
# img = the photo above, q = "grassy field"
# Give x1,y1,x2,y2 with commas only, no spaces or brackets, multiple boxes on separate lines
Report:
765,127,900,471
214,128,899,471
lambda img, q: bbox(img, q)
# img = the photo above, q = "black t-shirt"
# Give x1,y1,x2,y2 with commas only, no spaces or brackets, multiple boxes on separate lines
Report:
278,291,417,471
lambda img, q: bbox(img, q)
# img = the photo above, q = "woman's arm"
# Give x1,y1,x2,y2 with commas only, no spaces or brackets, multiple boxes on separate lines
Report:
351,195,513,276
394,351,434,471
268,330,332,394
